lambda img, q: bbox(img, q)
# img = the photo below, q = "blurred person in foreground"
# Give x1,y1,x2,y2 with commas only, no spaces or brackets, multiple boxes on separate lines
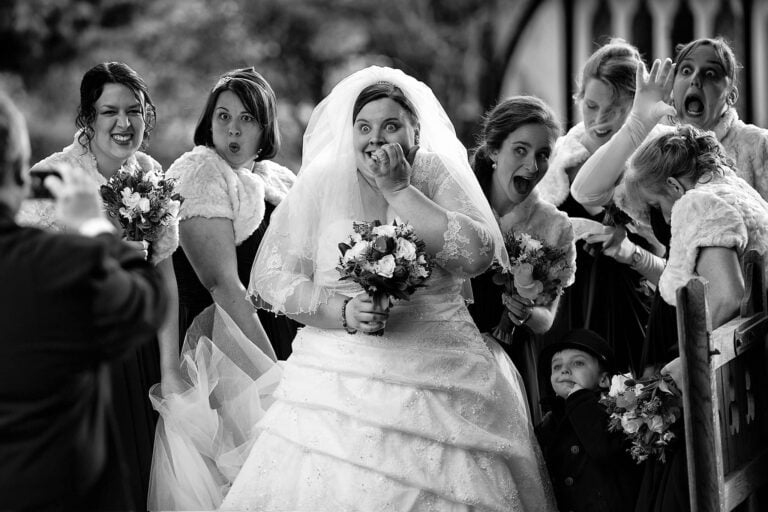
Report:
0,90,167,511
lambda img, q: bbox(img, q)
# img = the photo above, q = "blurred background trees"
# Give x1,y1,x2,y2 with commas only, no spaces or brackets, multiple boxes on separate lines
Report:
2,0,762,171
0,0,518,170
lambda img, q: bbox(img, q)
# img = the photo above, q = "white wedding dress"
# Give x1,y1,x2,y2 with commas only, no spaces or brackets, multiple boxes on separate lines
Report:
223,264,553,511
221,184,555,510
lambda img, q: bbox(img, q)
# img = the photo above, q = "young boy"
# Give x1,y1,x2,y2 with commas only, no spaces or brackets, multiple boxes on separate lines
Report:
535,329,641,512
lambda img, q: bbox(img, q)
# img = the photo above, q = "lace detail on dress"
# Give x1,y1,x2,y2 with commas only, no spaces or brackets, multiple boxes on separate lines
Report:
411,153,496,277
436,211,474,273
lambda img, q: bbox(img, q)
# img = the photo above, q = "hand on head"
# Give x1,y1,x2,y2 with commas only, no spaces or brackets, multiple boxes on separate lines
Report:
632,58,677,128
370,143,418,195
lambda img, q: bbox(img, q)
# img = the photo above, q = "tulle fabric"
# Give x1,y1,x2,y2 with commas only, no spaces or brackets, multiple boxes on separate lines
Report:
147,305,280,511
248,66,508,315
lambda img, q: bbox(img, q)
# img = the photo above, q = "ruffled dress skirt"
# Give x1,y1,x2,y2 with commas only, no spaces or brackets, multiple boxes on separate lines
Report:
220,292,556,511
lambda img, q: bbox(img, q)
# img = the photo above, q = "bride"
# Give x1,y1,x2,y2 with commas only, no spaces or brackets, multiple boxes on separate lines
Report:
221,66,556,511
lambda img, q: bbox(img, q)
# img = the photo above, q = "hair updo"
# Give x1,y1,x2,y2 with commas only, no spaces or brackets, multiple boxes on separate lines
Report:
471,95,561,196
574,38,644,105
625,124,732,202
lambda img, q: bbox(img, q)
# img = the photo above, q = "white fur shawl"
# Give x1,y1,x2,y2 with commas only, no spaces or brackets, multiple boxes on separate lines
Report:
660,171,768,305
497,189,577,288
167,146,296,245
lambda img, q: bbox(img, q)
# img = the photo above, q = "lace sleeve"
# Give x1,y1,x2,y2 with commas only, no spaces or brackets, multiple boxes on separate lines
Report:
412,153,495,277
249,242,337,315
248,172,341,315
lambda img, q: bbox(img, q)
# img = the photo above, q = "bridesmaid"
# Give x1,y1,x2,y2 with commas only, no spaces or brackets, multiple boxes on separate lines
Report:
169,67,299,360
20,61,179,510
148,67,297,510
536,38,658,376
468,95,576,422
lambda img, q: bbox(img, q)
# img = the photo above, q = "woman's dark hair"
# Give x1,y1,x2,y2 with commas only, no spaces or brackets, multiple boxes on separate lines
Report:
674,37,740,87
574,38,644,105
625,124,732,201
352,82,419,125
193,67,280,161
471,95,561,196
76,62,156,151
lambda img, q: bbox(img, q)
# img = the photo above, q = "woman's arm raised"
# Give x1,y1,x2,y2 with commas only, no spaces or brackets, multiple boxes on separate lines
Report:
571,59,676,207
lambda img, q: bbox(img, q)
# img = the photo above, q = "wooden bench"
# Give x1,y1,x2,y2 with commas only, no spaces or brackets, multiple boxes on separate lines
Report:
676,250,768,511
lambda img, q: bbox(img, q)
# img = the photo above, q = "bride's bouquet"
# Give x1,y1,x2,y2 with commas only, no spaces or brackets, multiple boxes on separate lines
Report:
492,232,572,341
100,163,182,244
337,220,433,334
600,373,683,463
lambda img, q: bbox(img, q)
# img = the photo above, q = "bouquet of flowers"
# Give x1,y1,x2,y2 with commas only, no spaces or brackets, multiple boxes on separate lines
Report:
492,231,572,340
100,163,182,244
600,373,683,463
337,220,433,334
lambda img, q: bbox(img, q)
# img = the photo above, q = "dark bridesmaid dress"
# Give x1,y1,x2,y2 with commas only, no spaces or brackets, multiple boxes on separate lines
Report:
105,341,160,510
469,269,542,418
173,200,299,360
551,193,654,377
635,207,690,512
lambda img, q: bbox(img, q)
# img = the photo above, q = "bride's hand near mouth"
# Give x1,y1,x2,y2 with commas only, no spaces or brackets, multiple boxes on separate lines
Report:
370,143,418,196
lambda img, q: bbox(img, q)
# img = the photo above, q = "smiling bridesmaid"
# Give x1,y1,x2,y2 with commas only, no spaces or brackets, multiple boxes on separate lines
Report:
19,61,179,510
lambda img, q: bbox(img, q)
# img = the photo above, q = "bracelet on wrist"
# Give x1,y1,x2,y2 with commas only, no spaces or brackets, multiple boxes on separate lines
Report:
341,297,357,334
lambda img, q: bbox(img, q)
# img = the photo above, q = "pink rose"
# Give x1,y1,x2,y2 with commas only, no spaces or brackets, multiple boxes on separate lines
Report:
513,263,544,300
